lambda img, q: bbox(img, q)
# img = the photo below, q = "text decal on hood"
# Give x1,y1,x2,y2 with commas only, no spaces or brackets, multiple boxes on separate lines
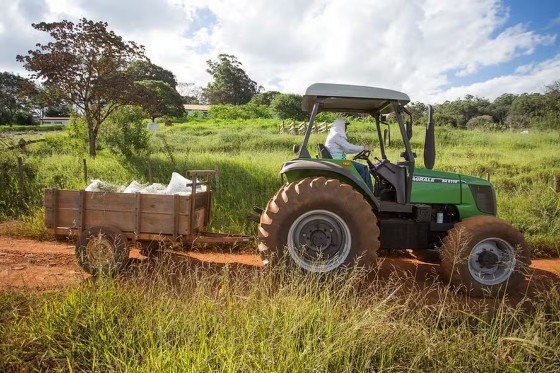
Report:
413,176,461,184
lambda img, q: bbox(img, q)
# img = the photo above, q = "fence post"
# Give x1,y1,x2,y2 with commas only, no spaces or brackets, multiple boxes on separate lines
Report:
554,175,559,193
486,172,491,182
83,158,88,185
17,157,25,200
383,129,391,146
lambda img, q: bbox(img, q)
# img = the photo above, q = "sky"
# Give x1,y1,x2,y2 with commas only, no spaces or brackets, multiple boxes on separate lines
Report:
1,0,559,104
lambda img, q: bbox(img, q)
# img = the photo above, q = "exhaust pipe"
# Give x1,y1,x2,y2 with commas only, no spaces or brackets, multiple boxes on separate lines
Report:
424,105,436,170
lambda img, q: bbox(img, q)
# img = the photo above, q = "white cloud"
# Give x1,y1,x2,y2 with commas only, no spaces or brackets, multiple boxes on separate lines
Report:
428,54,560,103
1,0,558,103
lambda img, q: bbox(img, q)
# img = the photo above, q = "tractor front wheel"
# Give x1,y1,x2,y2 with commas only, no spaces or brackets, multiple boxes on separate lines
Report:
439,216,531,297
258,177,380,272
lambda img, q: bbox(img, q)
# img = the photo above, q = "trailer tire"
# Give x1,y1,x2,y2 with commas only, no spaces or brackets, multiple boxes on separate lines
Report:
76,226,130,276
258,177,379,272
439,216,531,297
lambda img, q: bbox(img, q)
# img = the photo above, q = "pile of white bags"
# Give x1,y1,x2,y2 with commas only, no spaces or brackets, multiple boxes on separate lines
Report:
85,172,206,195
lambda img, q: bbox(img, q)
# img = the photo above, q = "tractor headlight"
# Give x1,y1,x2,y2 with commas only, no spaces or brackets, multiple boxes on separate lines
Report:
469,184,497,215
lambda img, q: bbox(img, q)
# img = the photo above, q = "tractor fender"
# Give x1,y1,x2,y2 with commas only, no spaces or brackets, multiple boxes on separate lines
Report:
280,160,380,209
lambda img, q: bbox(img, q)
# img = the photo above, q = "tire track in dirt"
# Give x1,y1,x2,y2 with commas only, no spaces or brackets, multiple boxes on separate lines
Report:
1,236,559,295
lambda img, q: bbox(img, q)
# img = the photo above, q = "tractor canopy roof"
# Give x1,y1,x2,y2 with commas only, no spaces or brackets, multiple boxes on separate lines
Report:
302,83,410,115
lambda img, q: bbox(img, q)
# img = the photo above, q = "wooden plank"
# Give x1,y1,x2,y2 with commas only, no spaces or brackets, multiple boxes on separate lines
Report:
135,192,141,233
44,189,52,207
173,194,179,236
84,211,136,233
204,191,212,227
53,190,82,209
138,212,189,235
189,179,197,235
138,194,181,214
193,207,207,231
84,192,137,212
78,190,85,231
194,192,210,209
50,207,81,228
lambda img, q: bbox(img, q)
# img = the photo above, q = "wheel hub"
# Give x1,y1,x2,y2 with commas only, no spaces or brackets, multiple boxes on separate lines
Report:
477,250,499,269
86,235,115,267
287,210,351,272
468,238,516,286
300,222,336,252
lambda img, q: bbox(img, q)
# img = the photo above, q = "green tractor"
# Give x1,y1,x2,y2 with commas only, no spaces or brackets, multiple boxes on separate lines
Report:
257,83,530,297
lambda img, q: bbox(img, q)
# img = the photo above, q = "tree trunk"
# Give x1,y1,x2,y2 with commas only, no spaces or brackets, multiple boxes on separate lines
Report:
87,122,97,158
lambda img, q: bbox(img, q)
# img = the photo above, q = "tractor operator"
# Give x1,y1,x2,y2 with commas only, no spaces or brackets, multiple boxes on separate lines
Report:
325,118,374,191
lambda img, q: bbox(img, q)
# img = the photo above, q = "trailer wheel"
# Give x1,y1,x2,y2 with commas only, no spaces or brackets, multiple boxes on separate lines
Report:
76,226,130,275
258,177,379,272
440,216,531,297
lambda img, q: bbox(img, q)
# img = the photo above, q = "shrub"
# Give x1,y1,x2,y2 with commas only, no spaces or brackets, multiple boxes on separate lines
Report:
270,93,307,120
531,113,560,131
65,115,89,154
505,114,529,129
207,104,271,120
100,105,151,158
466,115,495,129
14,111,37,125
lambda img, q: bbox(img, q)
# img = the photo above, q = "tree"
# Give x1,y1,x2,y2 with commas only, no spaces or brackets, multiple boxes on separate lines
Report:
128,61,177,88
407,101,427,124
17,19,148,157
0,72,29,125
250,91,281,106
177,82,204,104
489,93,516,125
22,81,71,119
135,80,184,121
270,93,307,120
203,54,261,105
509,93,546,118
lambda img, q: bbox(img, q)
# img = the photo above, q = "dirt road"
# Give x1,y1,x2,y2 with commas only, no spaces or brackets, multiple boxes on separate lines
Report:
1,236,559,298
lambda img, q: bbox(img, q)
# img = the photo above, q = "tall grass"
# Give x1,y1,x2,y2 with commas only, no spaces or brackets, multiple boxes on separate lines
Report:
1,258,559,372
1,120,559,256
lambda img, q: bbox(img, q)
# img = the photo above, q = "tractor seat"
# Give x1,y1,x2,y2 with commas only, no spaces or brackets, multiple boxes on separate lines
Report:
317,143,333,159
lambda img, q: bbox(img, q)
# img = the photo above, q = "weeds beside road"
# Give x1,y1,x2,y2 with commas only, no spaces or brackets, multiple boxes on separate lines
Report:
1,242,559,372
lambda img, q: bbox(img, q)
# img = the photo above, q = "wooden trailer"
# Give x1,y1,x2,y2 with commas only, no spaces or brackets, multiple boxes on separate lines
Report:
44,170,250,275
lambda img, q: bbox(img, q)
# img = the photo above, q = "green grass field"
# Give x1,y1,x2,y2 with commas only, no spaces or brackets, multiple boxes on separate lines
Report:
1,258,559,372
1,121,560,372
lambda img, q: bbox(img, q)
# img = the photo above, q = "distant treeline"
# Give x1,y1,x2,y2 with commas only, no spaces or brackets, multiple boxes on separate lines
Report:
3,66,559,130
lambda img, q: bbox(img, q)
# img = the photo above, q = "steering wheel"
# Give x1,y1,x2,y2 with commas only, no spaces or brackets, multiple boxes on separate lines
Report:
353,149,371,161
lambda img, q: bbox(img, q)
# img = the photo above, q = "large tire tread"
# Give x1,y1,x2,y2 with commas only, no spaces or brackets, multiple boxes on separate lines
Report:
258,177,380,270
440,215,531,297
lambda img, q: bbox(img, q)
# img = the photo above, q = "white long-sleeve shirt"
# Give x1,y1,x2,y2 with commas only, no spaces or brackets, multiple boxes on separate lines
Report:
324,118,364,159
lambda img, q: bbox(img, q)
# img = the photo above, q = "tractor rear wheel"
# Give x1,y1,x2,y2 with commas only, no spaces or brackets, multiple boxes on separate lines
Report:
258,177,380,272
76,226,130,276
439,216,531,297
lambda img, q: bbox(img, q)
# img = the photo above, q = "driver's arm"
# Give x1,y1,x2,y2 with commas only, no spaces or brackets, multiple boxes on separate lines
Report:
337,136,365,154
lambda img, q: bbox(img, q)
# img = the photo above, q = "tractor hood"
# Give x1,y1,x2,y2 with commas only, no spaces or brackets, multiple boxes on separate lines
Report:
410,169,463,205
411,169,496,217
